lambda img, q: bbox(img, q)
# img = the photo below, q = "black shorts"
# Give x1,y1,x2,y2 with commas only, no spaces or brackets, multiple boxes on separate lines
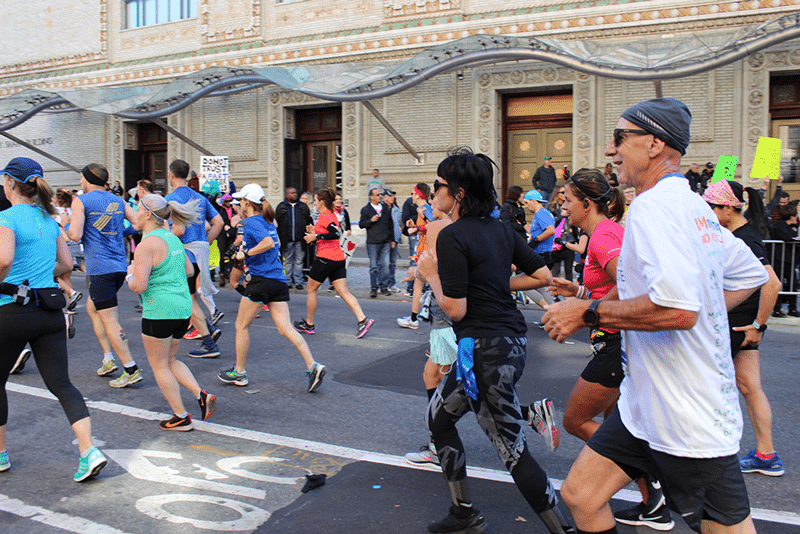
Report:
580,330,623,388
142,318,191,339
87,272,126,310
187,262,200,296
587,409,751,533
241,276,290,304
308,257,347,284
728,313,759,359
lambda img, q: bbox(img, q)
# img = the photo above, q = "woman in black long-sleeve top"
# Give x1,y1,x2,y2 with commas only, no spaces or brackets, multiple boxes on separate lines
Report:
499,186,527,242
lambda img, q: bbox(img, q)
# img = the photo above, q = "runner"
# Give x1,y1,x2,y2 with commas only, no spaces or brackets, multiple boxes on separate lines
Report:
164,160,223,358
293,188,374,339
0,157,106,481
418,148,574,534
218,184,326,392
703,179,784,476
544,98,768,534
126,194,217,431
67,163,143,388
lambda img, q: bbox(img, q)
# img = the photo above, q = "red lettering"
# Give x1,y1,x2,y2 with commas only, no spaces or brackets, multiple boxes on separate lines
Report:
695,217,708,231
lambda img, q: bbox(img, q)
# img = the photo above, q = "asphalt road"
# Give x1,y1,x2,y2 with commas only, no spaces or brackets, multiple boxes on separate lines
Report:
1,270,798,534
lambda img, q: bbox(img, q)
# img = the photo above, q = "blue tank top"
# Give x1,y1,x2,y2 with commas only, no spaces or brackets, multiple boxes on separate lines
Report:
0,204,60,306
243,216,285,281
164,186,220,244
79,190,128,275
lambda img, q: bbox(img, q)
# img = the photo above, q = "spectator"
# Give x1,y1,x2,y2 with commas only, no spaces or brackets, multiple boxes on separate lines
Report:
383,189,402,293
770,203,799,317
111,180,123,196
359,188,394,298
765,175,788,227
365,169,386,197
275,187,312,290
532,157,556,201
698,162,714,193
499,185,526,242
603,162,619,187
685,163,701,192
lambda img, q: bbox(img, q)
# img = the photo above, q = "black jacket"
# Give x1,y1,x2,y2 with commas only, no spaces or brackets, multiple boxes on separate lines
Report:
685,170,701,192
499,200,527,242
400,197,415,236
533,165,556,193
275,200,312,250
360,202,394,244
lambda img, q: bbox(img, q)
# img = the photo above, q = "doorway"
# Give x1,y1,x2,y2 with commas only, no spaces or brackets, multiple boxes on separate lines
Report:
767,74,800,200
124,123,168,193
503,92,573,199
286,107,342,195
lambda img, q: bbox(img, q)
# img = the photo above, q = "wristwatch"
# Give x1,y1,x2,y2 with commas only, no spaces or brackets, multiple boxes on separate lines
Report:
752,320,767,333
583,300,601,328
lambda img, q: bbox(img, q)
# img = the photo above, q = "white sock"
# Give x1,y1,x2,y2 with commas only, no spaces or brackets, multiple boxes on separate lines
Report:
103,352,114,363
176,412,189,418
124,361,137,369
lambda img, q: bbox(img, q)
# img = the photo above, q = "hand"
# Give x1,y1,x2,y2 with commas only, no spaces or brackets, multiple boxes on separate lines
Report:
763,178,770,189
306,224,314,233
235,247,245,261
402,266,416,283
542,299,592,342
416,249,438,282
391,242,396,249
126,263,135,276
406,219,416,228
731,324,763,348
553,237,563,246
304,232,316,244
346,230,351,236
548,277,579,298
224,225,230,231
778,175,784,185
371,214,379,222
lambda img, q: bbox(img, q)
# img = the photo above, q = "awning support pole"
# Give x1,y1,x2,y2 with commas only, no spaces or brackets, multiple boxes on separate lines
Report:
0,131,81,173
654,81,663,98
149,117,215,156
362,100,422,162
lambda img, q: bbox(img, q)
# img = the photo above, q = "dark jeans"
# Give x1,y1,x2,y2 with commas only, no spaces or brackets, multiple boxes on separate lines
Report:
389,244,399,287
366,242,391,290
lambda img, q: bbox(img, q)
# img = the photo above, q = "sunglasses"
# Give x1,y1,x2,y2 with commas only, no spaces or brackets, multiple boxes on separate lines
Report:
613,128,651,147
433,181,448,192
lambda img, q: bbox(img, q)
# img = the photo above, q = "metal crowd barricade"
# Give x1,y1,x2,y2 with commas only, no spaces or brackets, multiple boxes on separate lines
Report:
764,239,799,295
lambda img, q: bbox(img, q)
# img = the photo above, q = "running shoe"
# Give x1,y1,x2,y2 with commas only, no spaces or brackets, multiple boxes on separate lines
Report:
184,328,201,340
67,291,83,311
109,369,143,388
294,319,316,335
218,367,249,386
262,304,270,311
405,444,440,466
614,502,675,531
380,288,392,296
73,447,107,482
739,449,784,476
198,390,217,421
66,311,76,339
356,317,374,339
428,505,485,534
387,286,401,293
209,310,224,326
134,304,144,312
295,284,305,290
96,358,118,377
397,316,419,330
370,289,378,298
10,349,32,375
0,450,9,472
209,324,223,343
327,285,335,293
529,398,560,453
159,413,194,431
189,338,220,358
307,363,327,393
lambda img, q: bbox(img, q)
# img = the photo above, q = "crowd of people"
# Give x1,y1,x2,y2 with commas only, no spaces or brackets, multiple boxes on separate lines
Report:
0,97,793,534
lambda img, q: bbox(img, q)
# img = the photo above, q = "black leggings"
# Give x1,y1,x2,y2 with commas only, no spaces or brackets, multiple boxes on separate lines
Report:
0,302,89,426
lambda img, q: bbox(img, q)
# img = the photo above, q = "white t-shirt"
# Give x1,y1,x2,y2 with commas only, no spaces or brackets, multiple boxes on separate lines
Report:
616,174,768,458
371,202,383,215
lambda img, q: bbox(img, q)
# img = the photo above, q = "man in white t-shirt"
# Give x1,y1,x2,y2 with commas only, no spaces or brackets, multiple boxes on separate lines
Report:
542,98,767,534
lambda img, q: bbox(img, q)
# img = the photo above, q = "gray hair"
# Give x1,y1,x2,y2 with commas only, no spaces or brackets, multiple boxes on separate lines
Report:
141,194,200,227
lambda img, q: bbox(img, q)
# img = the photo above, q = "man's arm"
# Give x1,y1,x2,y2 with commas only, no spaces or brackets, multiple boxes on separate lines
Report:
67,196,85,242
732,265,781,346
207,214,223,243
124,203,141,231
359,207,375,229
509,266,553,291
532,224,555,243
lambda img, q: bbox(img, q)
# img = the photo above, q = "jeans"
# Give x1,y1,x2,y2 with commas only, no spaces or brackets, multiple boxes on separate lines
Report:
366,242,391,290
406,235,417,292
283,241,304,285
388,244,399,287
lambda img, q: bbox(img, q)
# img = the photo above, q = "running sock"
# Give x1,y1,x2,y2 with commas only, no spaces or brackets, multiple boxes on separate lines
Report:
411,312,418,322
80,447,92,458
755,450,776,460
427,388,436,402
176,412,189,419
196,390,203,400
103,352,114,363
123,363,138,374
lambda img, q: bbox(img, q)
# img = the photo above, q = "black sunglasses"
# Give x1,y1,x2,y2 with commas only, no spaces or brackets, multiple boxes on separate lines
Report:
433,181,448,193
613,128,651,147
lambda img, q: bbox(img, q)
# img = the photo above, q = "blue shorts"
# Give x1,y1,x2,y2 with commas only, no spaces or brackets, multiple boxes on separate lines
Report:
87,272,126,311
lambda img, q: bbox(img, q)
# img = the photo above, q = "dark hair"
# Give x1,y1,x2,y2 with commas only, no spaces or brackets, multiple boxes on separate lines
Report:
316,188,336,211
137,179,154,193
778,203,797,221
567,168,625,223
506,185,523,203
415,182,430,199
436,147,497,218
169,159,190,180
727,181,770,239
7,175,56,216
85,163,109,185
56,189,73,208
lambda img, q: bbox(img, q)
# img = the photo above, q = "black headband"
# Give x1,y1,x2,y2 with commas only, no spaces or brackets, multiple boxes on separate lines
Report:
571,177,612,204
81,165,106,186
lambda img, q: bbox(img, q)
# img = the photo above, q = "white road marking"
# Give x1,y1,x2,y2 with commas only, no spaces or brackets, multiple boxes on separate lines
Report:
0,493,131,534
135,493,270,531
8,382,800,527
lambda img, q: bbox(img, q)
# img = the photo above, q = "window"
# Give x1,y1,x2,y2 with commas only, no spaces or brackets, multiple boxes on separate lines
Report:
126,0,196,29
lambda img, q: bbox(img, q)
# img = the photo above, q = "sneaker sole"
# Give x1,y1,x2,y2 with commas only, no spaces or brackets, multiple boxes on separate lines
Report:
10,350,32,375
397,321,419,330
308,367,326,393
211,329,223,342
184,334,202,340
218,375,249,387
540,398,561,453
210,314,224,326
75,458,107,483
356,318,374,339
97,364,119,377
109,376,142,388
405,458,441,471
67,293,83,311
189,351,221,359
741,467,784,476
201,395,217,421
160,423,194,431
614,517,675,531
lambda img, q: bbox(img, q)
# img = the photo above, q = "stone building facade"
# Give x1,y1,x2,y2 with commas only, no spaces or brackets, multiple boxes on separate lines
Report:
1,0,799,205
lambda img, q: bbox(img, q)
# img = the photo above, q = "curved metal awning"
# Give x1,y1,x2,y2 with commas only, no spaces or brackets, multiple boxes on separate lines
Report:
1,11,799,131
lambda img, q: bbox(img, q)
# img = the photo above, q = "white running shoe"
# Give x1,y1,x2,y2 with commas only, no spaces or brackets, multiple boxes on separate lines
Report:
397,316,419,330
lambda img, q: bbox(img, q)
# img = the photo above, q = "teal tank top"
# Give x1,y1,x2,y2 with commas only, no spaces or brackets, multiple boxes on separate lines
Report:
141,228,193,320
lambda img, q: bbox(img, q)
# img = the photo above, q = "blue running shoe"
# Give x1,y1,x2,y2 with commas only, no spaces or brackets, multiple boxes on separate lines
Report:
74,447,107,482
189,337,220,358
0,450,9,472
740,449,784,476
